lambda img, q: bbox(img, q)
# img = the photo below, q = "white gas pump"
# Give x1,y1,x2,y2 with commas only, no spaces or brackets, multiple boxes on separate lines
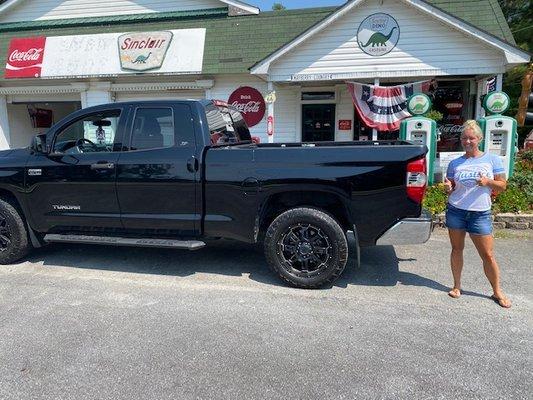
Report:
400,94,437,184
478,91,518,177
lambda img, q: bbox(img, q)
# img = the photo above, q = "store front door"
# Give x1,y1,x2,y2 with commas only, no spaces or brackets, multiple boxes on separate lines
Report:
302,104,335,142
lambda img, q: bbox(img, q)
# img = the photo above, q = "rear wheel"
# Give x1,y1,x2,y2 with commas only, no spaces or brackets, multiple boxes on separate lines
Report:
0,198,30,264
264,207,348,288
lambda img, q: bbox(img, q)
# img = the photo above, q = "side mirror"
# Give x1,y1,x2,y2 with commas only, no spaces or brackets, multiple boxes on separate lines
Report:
31,133,48,154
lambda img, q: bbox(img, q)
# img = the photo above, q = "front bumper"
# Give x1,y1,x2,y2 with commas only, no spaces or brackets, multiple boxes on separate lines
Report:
376,208,433,246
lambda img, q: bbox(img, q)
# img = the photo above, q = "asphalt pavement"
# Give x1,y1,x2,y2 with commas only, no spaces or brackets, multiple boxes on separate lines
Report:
0,229,531,400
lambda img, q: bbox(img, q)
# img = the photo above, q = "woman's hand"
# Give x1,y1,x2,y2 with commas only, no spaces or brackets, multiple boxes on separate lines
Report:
477,173,507,193
444,177,454,194
476,173,491,187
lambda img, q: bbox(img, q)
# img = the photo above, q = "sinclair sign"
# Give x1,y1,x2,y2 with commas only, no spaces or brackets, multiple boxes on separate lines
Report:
118,31,173,72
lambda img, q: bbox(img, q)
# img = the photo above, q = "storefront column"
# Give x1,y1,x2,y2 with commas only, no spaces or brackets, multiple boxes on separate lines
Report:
84,82,112,108
267,81,274,143
496,74,503,91
475,79,485,119
372,78,379,140
0,96,11,150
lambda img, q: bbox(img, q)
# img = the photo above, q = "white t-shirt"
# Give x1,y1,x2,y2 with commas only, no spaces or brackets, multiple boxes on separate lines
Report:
446,153,505,211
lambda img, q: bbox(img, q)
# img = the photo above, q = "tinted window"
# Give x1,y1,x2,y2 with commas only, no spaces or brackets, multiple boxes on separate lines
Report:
130,108,174,151
53,109,121,154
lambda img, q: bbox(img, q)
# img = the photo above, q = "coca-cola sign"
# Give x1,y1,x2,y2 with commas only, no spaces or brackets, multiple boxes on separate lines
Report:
228,86,266,127
5,37,46,78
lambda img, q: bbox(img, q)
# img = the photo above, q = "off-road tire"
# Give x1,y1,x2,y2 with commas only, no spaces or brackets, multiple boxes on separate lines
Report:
264,207,348,288
0,198,30,264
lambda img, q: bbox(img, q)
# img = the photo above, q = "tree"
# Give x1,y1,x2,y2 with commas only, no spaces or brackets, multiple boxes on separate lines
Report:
499,0,533,145
272,3,286,11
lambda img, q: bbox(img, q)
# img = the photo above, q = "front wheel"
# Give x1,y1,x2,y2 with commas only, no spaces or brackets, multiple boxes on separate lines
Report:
0,198,30,264
264,207,348,288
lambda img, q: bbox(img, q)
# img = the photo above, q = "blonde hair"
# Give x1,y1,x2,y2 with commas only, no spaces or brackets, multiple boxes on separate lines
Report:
462,120,483,140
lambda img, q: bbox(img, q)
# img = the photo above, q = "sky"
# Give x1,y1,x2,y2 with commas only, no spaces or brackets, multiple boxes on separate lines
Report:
251,0,346,11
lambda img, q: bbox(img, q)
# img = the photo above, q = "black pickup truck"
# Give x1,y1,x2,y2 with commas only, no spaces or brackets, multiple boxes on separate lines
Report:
0,99,432,288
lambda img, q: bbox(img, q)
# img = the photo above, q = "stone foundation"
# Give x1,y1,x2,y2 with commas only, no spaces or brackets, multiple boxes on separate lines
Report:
433,213,533,229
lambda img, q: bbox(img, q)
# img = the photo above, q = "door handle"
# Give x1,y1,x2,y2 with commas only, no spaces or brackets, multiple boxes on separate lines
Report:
91,162,115,170
186,157,198,173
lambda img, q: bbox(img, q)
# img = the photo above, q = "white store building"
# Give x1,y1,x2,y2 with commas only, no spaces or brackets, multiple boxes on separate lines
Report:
0,0,530,151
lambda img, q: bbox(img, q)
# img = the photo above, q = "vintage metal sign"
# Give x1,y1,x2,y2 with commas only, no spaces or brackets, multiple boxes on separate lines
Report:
118,31,173,71
357,13,400,57
407,94,432,115
483,91,510,115
228,86,266,127
5,36,46,78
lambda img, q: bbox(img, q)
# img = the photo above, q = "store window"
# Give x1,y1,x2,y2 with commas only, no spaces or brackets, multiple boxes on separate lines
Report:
433,81,470,152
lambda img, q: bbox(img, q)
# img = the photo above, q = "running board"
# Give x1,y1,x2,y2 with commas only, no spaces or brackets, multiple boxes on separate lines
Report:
44,234,206,250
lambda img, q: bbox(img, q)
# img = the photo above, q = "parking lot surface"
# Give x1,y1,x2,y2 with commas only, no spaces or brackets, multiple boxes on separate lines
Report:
0,229,531,399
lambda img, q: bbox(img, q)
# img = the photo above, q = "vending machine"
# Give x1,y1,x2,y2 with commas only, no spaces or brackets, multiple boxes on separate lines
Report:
478,91,518,177
400,94,438,184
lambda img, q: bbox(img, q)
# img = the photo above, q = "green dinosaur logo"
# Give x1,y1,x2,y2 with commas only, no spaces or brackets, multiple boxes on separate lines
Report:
360,27,398,48
490,100,505,111
357,13,400,57
412,102,425,112
483,92,510,114
132,52,152,64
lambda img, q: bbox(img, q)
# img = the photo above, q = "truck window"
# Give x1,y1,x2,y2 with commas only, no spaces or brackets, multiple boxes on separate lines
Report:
204,103,251,145
53,109,121,154
130,108,174,151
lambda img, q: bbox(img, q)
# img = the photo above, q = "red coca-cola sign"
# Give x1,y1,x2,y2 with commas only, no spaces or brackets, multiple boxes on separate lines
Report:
5,36,46,79
228,86,265,127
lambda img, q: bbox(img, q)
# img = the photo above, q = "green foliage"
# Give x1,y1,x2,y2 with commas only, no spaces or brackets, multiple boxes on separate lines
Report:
493,150,533,212
425,109,443,122
423,184,448,215
492,186,529,213
272,3,286,10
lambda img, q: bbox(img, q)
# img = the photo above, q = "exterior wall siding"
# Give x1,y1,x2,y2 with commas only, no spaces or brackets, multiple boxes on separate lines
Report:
269,0,505,80
0,0,223,23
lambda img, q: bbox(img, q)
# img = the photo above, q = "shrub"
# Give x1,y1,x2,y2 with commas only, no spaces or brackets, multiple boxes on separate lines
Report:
423,183,448,215
493,186,529,213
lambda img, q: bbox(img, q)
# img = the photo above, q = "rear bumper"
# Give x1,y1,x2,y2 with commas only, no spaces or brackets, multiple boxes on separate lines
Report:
376,209,433,246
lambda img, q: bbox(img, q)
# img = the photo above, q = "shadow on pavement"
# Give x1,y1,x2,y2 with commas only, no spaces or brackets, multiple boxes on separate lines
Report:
25,238,452,293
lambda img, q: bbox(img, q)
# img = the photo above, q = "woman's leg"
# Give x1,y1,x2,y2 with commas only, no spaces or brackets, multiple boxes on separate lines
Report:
469,233,511,308
448,228,466,298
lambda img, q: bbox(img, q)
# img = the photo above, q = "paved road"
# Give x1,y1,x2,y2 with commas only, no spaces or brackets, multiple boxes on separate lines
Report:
0,229,531,399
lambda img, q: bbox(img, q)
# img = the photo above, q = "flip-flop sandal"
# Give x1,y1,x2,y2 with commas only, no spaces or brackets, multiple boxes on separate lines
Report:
448,289,461,299
490,295,512,308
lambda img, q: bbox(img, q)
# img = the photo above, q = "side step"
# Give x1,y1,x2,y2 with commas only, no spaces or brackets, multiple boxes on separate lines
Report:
44,234,206,250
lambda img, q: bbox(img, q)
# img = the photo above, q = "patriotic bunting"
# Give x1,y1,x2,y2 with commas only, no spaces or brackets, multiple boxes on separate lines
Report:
346,80,432,131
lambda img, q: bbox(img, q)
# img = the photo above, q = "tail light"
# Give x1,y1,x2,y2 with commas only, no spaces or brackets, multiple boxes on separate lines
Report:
406,158,427,203
251,136,261,144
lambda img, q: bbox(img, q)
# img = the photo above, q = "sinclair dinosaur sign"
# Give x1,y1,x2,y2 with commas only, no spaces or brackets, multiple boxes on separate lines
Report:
357,13,400,57
118,31,173,72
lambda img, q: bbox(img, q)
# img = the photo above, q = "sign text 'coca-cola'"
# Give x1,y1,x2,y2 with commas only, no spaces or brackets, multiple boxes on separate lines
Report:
228,86,266,128
5,37,46,79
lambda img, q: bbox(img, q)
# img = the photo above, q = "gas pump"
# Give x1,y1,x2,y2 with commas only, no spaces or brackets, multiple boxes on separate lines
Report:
400,94,437,184
478,91,518,177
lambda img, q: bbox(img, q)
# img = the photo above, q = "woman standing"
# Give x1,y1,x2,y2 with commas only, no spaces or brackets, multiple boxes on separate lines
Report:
444,120,511,308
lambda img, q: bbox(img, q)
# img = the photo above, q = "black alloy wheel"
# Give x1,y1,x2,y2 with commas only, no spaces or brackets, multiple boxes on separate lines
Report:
264,207,348,288
0,198,30,264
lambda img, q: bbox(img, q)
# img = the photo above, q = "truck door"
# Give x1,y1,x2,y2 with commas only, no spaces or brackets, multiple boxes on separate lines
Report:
25,107,126,232
115,103,199,235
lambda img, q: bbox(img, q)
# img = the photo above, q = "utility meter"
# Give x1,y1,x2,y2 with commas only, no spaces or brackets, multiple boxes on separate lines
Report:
400,94,437,184
478,92,518,177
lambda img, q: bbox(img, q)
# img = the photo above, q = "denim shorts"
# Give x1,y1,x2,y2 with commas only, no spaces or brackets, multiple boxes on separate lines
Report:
445,204,493,235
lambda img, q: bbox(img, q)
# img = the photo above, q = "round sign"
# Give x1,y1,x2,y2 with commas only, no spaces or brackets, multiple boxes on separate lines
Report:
483,91,510,115
407,94,432,116
228,86,266,127
357,13,400,57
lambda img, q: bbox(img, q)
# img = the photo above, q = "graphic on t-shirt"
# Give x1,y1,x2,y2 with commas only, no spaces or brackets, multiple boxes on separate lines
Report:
455,164,491,188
